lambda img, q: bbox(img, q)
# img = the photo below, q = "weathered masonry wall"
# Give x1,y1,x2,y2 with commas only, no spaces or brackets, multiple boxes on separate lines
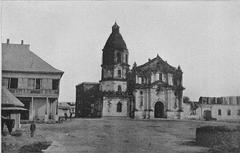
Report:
102,97,128,117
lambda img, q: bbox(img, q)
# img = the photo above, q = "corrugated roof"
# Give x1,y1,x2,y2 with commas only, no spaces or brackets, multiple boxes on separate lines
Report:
1,87,24,107
2,43,64,74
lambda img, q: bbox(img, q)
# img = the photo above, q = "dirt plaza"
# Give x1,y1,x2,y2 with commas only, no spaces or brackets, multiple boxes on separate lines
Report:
2,118,239,153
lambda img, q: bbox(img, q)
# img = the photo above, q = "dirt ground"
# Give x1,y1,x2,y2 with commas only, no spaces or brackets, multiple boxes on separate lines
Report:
2,118,239,153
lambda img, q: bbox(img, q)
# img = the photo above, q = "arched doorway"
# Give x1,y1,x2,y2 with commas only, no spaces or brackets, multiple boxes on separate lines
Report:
154,102,164,118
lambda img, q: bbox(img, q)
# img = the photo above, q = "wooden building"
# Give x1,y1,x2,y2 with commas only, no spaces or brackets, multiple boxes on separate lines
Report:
2,39,64,122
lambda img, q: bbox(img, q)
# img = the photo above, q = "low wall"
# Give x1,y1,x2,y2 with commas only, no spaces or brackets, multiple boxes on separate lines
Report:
196,126,240,148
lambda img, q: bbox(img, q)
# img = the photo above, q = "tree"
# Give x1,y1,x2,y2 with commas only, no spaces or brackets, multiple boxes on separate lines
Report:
183,96,190,103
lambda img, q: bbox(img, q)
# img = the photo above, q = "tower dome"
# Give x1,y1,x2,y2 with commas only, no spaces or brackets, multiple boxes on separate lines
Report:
103,22,127,51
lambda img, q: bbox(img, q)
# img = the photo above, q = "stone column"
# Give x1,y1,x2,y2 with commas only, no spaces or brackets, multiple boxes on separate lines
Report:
44,97,49,122
143,90,147,119
165,89,169,118
54,99,59,121
148,88,154,119
146,89,151,119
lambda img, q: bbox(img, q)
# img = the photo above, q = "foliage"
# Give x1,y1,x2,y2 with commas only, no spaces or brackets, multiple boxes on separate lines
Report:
183,96,190,103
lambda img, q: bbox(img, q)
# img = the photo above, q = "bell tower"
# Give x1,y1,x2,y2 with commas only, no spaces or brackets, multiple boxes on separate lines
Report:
100,22,130,117
100,22,129,92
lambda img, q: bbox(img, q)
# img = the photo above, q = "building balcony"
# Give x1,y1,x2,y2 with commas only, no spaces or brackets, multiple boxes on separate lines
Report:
8,88,59,97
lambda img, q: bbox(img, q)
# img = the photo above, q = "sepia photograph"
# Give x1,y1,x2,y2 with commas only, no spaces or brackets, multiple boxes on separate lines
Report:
1,0,240,153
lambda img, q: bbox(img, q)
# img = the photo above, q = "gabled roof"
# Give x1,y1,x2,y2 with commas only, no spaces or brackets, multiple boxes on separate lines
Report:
1,87,24,107
103,22,127,51
135,55,178,74
2,43,64,74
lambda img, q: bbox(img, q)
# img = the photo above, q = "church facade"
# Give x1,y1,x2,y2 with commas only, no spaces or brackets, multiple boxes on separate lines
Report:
75,23,184,119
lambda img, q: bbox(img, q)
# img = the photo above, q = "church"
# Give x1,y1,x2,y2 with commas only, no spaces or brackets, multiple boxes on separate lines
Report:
75,23,184,119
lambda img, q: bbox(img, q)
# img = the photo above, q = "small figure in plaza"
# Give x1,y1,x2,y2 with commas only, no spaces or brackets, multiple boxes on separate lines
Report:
30,121,36,137
64,112,68,120
70,112,72,120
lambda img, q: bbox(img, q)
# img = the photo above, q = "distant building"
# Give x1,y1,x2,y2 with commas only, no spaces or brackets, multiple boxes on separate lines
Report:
2,39,64,122
182,101,200,120
58,102,75,118
75,23,184,119
75,82,102,117
197,96,240,121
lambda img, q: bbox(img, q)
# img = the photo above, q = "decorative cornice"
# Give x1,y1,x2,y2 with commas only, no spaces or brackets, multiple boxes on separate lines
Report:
100,78,127,82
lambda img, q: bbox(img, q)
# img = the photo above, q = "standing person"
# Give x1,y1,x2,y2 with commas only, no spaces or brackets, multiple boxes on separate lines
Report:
64,112,68,120
30,121,36,137
69,112,72,120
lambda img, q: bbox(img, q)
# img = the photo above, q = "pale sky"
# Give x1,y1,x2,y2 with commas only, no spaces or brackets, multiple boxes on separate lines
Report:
1,1,240,102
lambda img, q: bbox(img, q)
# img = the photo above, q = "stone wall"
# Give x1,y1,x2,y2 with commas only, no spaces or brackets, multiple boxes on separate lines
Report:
196,126,240,148
102,97,128,117
100,81,127,92
196,104,240,121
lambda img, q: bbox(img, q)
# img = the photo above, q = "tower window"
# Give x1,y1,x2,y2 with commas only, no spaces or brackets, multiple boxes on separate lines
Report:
117,52,121,63
218,109,221,116
159,73,162,81
227,110,231,116
118,70,121,78
140,91,143,106
125,54,128,63
117,102,122,112
118,85,122,92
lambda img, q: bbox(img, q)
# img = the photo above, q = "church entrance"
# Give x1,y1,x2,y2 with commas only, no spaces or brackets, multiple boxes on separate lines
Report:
154,102,164,118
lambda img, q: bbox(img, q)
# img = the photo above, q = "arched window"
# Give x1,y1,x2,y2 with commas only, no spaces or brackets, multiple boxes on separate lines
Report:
218,109,221,115
118,85,122,92
117,102,122,112
117,52,121,63
118,70,121,78
140,91,143,106
228,110,231,115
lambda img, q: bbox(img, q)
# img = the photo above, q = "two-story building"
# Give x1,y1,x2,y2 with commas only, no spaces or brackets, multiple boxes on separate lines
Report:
2,39,64,122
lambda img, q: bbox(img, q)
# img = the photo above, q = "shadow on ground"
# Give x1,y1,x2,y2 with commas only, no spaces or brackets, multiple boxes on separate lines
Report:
18,141,52,153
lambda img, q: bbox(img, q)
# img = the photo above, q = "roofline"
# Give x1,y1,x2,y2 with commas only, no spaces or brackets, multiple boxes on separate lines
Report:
2,43,30,46
2,70,64,75
135,56,178,72
76,82,99,87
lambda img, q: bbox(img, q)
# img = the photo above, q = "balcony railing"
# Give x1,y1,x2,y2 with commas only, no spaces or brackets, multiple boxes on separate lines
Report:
8,88,59,95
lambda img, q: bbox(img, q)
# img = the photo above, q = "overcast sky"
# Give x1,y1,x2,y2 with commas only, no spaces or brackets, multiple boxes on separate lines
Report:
2,1,240,102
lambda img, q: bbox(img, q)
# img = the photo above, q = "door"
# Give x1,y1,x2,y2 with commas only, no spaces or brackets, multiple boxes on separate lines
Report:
18,97,31,120
154,102,164,118
203,110,212,121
